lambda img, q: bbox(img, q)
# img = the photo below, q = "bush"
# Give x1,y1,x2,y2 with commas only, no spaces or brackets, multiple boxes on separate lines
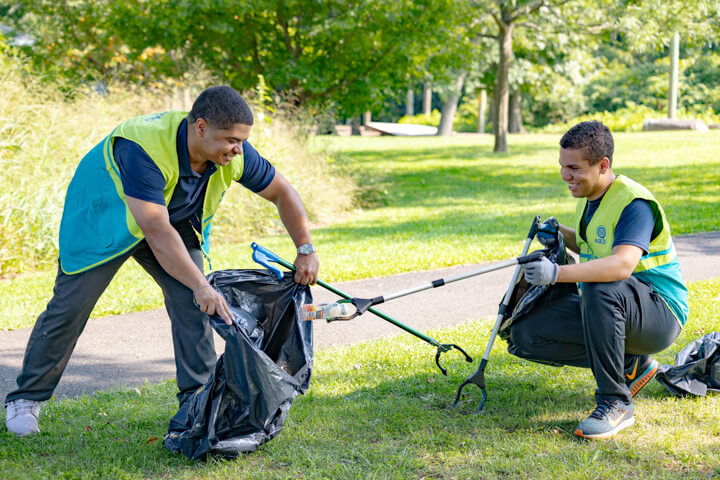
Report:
540,104,720,133
0,50,354,276
398,110,442,127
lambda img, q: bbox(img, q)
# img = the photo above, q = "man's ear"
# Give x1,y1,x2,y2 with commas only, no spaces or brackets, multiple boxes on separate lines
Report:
195,118,208,137
599,156,611,173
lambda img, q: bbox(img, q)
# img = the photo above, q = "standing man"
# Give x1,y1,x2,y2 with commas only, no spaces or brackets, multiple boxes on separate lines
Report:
510,121,687,439
5,86,319,436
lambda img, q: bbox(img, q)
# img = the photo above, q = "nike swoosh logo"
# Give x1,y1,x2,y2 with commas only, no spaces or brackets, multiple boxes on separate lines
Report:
626,358,639,380
608,413,626,427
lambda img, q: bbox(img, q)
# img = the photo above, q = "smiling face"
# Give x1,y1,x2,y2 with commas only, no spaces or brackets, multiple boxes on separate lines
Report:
194,118,251,167
559,147,612,201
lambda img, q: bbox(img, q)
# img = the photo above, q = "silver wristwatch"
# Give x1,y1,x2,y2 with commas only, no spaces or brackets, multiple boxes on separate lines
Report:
297,243,316,255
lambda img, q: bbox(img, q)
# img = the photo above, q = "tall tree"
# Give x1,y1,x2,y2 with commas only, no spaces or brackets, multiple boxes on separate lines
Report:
6,0,466,118
469,0,605,152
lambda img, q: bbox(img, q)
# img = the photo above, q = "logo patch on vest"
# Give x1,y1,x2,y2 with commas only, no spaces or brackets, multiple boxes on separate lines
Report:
595,225,607,244
144,111,169,122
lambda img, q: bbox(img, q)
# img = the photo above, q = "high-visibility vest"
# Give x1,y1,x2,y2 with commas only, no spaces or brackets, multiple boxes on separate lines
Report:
575,175,688,325
59,111,245,274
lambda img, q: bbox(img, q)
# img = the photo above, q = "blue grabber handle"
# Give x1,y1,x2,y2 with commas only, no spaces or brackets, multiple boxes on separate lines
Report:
251,242,285,280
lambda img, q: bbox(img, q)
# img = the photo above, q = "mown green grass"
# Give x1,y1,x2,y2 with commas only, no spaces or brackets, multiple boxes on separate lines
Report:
2,278,719,479
2,131,719,331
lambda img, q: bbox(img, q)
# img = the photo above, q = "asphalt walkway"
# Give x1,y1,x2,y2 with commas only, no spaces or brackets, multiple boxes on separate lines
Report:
1,232,719,402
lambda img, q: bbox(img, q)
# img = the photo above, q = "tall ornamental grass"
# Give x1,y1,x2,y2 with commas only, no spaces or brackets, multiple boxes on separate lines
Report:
0,52,354,276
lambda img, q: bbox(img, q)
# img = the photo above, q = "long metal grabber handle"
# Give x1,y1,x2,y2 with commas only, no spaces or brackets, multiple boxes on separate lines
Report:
379,252,544,304
250,242,470,358
453,215,541,411
251,242,473,375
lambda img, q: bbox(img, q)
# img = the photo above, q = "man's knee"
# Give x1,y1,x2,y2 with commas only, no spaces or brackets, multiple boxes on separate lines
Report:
580,280,625,311
508,322,540,359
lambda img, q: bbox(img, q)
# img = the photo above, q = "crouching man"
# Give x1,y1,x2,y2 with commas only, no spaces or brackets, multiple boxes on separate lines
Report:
511,121,687,439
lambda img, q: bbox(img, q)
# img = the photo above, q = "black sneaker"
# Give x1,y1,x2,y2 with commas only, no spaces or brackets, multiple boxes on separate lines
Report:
624,355,659,397
574,400,634,439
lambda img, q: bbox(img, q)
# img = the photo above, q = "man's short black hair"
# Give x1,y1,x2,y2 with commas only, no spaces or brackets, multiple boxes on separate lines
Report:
559,121,614,166
188,86,254,129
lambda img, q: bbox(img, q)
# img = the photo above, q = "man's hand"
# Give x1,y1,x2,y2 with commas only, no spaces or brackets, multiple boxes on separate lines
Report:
537,217,559,248
193,285,234,325
523,257,559,285
294,252,319,285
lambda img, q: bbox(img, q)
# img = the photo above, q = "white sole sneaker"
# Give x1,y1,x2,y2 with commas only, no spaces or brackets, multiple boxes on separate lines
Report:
5,399,41,436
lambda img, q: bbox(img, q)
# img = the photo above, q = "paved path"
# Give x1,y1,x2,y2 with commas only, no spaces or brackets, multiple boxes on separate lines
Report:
2,232,719,402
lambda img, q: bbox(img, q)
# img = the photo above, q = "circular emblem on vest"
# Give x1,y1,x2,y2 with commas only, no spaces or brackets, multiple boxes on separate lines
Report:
597,225,606,238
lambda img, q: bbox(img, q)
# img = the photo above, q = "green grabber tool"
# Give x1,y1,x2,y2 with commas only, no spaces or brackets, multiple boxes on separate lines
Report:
251,242,473,376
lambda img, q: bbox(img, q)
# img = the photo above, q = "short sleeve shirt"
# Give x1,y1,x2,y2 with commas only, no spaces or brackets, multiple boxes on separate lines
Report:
113,118,275,227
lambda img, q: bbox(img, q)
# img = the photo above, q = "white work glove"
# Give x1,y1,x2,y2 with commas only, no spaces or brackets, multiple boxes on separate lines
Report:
523,257,559,285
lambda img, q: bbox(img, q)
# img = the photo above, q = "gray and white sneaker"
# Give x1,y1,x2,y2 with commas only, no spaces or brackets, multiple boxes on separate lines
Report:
5,399,41,436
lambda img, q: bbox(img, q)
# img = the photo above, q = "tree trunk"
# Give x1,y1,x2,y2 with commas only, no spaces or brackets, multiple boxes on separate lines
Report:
490,88,497,136
668,32,679,119
477,88,487,133
363,111,372,125
351,117,362,135
493,21,513,152
437,71,466,136
406,87,415,117
423,81,432,115
508,89,525,133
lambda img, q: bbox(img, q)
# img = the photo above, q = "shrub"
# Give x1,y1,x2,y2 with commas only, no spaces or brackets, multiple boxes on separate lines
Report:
540,104,720,133
398,110,442,127
0,50,354,276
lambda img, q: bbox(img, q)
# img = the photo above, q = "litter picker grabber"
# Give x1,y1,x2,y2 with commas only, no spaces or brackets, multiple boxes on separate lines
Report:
315,251,543,322
251,242,472,375
452,215,541,412
251,238,544,376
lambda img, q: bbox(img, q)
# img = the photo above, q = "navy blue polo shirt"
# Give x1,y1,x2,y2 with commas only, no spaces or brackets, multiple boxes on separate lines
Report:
113,118,275,229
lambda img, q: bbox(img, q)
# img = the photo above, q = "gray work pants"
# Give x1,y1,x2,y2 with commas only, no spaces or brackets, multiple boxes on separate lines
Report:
509,276,682,404
5,220,216,406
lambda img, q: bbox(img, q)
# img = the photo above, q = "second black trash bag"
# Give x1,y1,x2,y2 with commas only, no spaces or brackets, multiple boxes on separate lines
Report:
164,269,313,460
655,331,720,397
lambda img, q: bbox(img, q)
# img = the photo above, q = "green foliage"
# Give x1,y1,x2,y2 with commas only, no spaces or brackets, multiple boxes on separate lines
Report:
453,96,481,132
398,110,442,127
4,0,471,117
0,50,354,276
544,104,720,133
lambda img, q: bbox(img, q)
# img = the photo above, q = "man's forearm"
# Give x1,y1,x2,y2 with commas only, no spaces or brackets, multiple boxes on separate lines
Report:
143,227,209,290
275,187,312,247
556,245,641,283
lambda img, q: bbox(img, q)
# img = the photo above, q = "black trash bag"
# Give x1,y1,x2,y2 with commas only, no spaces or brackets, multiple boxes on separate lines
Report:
164,269,312,460
655,332,720,397
498,217,577,343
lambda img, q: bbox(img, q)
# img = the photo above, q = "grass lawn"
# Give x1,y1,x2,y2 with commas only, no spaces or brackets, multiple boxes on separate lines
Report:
2,131,719,331
1,277,719,479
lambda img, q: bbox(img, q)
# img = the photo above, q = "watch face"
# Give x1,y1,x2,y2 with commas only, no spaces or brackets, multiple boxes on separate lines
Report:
298,243,316,255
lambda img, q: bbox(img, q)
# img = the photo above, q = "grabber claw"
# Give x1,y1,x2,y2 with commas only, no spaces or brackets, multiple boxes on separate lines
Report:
452,359,488,412
251,242,285,280
435,344,473,376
